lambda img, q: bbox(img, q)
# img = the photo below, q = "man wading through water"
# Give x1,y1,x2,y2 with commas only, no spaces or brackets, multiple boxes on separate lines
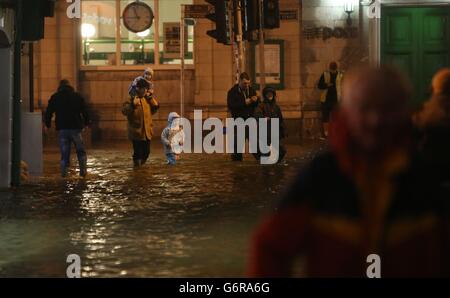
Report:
45,79,90,178
122,78,160,167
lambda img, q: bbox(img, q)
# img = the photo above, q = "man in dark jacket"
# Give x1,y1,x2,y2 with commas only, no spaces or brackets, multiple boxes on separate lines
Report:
45,79,90,178
254,87,287,163
227,72,260,161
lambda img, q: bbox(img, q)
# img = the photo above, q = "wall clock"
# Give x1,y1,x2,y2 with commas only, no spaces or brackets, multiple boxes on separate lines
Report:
122,1,154,33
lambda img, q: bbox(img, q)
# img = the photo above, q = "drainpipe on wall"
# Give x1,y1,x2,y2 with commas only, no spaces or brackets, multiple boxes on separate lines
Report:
11,0,22,186
0,7,14,189
29,42,33,112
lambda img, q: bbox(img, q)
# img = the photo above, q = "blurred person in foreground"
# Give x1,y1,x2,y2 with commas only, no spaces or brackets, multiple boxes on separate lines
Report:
248,66,450,277
413,68,450,183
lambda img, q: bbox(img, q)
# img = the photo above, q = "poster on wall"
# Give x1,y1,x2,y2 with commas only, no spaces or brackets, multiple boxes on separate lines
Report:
163,22,181,59
253,40,284,89
163,22,189,59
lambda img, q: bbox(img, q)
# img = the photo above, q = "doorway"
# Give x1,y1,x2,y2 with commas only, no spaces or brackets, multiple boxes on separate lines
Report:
381,5,450,107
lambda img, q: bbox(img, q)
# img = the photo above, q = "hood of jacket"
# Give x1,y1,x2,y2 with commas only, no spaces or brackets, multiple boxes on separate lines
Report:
168,112,180,123
167,112,181,130
262,87,277,103
57,84,75,93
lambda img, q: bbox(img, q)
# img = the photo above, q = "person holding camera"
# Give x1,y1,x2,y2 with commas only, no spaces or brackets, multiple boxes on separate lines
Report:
227,72,260,161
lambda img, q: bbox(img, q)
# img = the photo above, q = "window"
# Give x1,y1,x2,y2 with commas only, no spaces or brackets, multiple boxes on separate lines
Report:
81,1,118,66
120,0,155,65
81,0,194,67
158,0,194,65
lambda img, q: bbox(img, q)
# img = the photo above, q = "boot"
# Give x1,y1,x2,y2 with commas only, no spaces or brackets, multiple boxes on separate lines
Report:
79,157,87,177
133,159,142,168
61,167,68,178
60,161,68,178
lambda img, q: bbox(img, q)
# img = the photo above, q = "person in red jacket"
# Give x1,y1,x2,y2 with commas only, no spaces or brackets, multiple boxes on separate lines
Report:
248,66,450,277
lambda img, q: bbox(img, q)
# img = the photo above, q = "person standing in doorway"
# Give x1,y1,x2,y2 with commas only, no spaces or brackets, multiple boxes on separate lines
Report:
318,62,344,138
122,78,160,167
45,79,90,178
227,72,260,161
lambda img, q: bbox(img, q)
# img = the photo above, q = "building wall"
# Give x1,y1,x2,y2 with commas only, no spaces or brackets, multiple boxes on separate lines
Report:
21,0,450,145
193,0,302,134
35,1,196,141
36,0,302,141
79,69,195,140
34,1,78,108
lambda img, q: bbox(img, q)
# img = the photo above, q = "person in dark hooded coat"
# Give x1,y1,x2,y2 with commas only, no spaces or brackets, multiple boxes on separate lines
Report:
45,79,90,177
254,87,287,163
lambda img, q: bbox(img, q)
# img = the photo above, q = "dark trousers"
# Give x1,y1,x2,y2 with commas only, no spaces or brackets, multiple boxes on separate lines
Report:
132,139,150,164
231,124,259,161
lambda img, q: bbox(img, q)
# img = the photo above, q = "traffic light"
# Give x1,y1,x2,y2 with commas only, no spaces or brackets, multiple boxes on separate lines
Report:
244,0,259,32
22,0,55,41
206,0,231,45
42,0,56,17
239,0,279,41
263,0,280,29
234,0,260,41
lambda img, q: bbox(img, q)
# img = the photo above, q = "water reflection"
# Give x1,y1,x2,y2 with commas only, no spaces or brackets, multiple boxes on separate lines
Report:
0,141,323,277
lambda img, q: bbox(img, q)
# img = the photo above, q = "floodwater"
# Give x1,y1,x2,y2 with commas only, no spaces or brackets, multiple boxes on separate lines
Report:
0,139,324,277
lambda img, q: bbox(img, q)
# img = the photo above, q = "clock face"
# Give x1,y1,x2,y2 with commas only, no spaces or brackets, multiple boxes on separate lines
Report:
122,2,154,33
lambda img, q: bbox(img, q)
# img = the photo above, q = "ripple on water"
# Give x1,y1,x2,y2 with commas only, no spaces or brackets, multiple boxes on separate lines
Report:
0,142,322,277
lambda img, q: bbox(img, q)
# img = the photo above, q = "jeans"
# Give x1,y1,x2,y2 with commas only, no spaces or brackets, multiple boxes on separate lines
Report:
132,139,151,165
58,129,87,177
166,153,177,165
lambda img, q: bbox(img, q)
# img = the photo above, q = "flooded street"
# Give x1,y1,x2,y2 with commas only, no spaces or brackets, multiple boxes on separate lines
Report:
0,139,324,277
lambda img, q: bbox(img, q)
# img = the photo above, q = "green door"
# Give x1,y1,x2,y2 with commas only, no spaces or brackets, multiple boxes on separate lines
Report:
381,6,450,107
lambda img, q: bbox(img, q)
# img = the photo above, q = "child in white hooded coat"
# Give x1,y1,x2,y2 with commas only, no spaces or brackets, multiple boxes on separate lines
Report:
161,112,185,165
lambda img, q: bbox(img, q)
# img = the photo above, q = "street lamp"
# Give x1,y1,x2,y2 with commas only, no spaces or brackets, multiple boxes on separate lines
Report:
344,1,355,26
136,29,150,38
81,23,95,64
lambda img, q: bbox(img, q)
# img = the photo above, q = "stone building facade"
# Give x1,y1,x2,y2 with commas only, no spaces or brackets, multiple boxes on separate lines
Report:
28,0,450,141
31,0,302,141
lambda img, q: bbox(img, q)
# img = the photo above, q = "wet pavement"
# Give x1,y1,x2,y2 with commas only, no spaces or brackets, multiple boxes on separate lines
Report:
0,138,325,277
